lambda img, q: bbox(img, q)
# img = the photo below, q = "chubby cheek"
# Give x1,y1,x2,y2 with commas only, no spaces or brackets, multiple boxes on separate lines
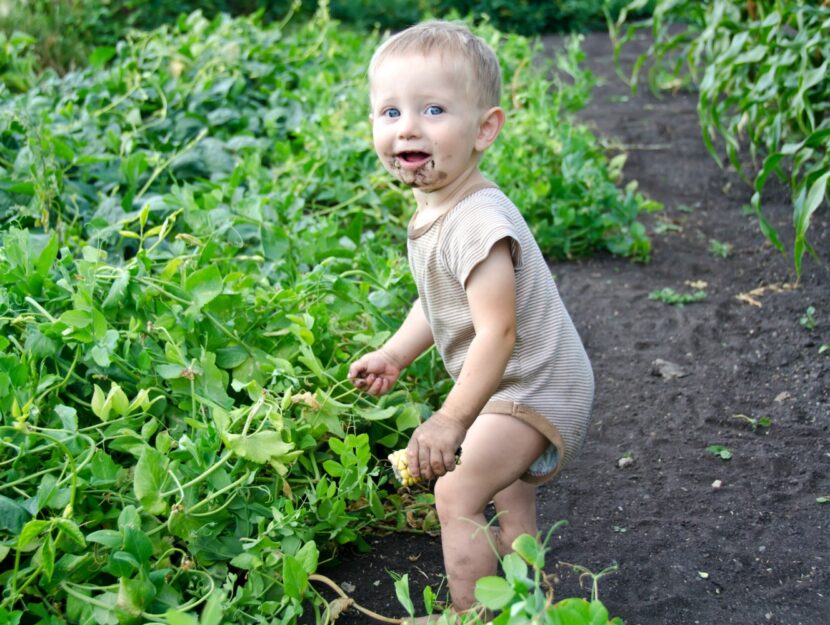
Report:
372,130,391,162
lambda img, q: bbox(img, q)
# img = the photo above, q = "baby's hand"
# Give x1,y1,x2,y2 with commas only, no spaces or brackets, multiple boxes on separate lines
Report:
406,411,466,480
348,350,402,396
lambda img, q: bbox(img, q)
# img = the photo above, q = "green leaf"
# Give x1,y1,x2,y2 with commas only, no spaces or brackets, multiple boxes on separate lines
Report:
794,171,829,279
163,612,200,625
103,268,130,309
109,550,140,577
196,350,232,409
200,592,225,625
157,364,186,379
134,447,169,515
733,44,766,64
60,309,92,329
394,574,415,617
360,406,397,421
215,345,248,368
89,46,116,69
116,576,156,619
589,599,610,625
37,474,65,511
295,541,319,574
55,404,78,431
369,488,384,518
90,344,112,367
56,518,86,548
35,232,58,278
298,344,324,379
91,591,119,625
23,328,57,358
395,405,421,432
224,431,294,466
88,451,122,486
705,445,732,461
261,224,290,261
118,506,142,531
87,529,122,548
120,153,148,189
91,384,108,420
750,194,785,254
185,264,223,311
322,460,344,477
474,576,515,610
423,585,436,615
512,534,545,569
555,597,592,620
110,383,130,417
501,552,529,584
17,519,49,549
0,495,32,533
51,137,74,162
122,527,153,565
282,554,308,601
40,533,56,581
368,289,393,309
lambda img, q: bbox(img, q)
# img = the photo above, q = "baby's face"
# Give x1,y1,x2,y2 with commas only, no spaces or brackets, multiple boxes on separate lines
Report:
370,52,485,191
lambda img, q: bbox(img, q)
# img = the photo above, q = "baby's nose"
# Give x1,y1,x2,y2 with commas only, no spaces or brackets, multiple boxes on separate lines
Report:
396,113,420,139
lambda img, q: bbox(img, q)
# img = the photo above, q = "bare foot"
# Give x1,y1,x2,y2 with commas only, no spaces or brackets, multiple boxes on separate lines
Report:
401,606,489,624
400,609,460,624
400,615,449,625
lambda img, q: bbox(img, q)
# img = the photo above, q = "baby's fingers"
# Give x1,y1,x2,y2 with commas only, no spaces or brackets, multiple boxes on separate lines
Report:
347,361,366,382
406,442,421,479
366,375,389,396
440,448,457,474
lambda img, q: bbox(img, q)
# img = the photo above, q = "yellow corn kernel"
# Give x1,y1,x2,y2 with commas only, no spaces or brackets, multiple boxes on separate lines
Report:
389,448,419,486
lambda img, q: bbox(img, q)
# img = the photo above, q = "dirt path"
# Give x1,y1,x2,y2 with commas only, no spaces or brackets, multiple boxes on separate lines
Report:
317,31,830,625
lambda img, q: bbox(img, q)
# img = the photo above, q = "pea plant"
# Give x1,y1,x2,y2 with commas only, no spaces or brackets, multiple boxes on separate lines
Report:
648,287,707,307
0,6,648,623
610,0,830,279
395,525,625,624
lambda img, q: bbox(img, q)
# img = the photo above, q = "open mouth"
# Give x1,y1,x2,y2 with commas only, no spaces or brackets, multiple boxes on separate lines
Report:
396,151,431,166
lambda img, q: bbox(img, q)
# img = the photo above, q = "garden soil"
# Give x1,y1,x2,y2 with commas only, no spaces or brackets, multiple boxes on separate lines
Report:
315,31,830,625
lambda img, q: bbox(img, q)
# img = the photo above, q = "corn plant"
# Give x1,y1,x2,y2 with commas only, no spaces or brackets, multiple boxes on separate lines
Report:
0,31,38,94
610,0,830,279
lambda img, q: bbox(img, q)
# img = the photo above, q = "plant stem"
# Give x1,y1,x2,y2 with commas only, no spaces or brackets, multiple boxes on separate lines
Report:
158,451,232,499
188,470,251,515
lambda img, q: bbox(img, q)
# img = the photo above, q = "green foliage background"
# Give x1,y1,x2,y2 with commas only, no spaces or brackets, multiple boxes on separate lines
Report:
0,0,655,73
0,4,653,623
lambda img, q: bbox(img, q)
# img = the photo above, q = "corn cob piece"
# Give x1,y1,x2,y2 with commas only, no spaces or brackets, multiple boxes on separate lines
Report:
387,447,462,487
388,449,421,487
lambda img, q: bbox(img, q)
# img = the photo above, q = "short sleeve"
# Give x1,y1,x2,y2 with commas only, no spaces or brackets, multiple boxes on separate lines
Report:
440,202,524,287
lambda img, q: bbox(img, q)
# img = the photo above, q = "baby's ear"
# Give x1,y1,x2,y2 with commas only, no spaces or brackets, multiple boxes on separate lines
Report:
475,107,505,152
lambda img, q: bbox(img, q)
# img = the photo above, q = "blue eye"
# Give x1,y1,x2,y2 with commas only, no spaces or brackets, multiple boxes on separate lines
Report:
425,105,444,116
383,107,401,118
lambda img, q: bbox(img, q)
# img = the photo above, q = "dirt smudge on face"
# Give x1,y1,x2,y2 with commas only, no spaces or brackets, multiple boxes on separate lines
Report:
389,158,438,188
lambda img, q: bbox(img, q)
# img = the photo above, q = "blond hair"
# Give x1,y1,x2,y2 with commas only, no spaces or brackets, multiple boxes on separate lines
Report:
368,21,501,109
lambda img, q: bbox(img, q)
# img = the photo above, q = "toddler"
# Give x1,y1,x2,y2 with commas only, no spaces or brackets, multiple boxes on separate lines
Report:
348,20,594,621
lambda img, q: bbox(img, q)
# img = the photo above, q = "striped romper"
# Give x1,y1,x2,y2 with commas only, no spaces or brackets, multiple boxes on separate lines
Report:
407,186,594,484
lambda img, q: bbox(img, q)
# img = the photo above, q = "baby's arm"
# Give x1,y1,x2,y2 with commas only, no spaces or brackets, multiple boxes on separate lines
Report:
407,238,516,479
348,299,434,396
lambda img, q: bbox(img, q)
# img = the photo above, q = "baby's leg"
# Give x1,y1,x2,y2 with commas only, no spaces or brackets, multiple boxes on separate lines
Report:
433,413,548,611
491,479,539,556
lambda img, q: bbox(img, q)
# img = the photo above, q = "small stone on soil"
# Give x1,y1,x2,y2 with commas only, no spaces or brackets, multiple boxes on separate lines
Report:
651,359,690,379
